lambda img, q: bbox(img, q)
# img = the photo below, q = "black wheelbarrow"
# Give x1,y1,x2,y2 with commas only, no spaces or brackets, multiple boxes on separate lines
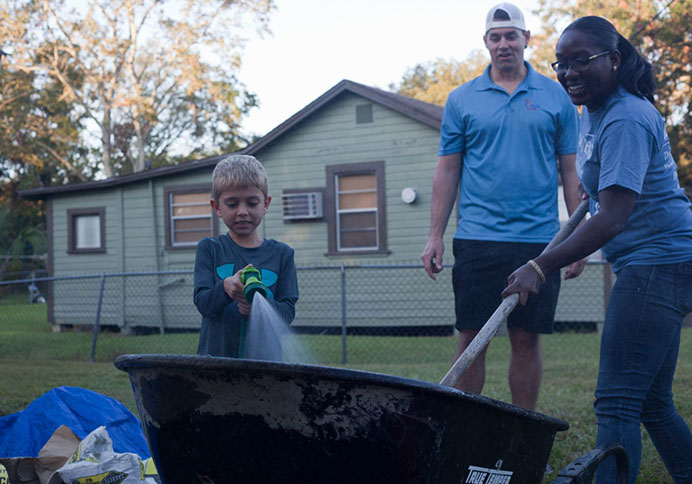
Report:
115,354,627,484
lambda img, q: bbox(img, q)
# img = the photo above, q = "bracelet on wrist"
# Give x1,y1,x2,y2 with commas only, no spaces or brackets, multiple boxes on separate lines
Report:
527,259,546,284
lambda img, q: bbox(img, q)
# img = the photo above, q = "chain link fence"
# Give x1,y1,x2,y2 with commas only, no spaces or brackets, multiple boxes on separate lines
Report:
0,262,614,365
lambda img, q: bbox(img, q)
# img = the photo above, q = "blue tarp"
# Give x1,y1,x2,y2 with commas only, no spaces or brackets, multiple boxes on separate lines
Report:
0,386,150,459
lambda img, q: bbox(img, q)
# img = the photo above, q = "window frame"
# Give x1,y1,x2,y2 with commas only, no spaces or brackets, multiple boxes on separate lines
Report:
325,161,388,256
164,184,218,250
67,207,106,254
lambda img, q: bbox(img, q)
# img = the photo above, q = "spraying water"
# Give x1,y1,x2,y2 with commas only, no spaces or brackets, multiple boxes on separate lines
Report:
244,294,314,364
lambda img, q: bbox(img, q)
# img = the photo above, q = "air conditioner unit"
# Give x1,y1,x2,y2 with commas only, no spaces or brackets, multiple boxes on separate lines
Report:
281,192,323,220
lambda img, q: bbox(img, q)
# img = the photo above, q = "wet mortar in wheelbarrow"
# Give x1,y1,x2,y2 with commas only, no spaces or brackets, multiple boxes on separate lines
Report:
114,354,626,484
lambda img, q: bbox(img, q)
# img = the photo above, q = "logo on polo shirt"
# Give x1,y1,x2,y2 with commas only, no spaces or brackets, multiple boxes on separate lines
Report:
524,98,540,111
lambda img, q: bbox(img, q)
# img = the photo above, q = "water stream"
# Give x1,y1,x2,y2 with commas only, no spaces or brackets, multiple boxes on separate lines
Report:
245,295,313,364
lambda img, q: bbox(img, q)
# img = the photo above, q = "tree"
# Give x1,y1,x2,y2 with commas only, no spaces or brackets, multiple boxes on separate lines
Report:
391,50,488,106
392,1,691,192
530,0,692,189
528,0,659,74
645,0,692,188
0,181,46,283
1,0,274,178
1,9,85,276
0,53,89,185
1,3,87,183
1,1,89,185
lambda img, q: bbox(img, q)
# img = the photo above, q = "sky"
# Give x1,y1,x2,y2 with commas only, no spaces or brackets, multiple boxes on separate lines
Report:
239,0,542,137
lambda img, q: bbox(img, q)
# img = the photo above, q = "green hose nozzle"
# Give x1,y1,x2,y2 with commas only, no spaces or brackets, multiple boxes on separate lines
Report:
238,266,266,359
240,266,267,304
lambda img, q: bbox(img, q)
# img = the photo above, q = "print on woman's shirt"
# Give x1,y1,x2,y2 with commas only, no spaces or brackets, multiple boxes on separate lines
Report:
576,132,595,180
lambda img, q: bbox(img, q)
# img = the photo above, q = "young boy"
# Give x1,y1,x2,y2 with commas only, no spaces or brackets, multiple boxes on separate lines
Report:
193,154,299,357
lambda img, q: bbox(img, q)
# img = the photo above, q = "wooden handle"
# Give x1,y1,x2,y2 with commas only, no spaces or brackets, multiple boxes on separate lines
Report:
544,200,589,252
439,199,589,387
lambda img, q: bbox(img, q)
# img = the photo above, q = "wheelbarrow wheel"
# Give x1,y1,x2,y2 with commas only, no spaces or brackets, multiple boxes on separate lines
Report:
549,442,628,484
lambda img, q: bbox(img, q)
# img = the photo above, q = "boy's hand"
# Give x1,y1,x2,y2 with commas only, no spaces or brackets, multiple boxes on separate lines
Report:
223,264,254,314
237,299,252,316
223,272,243,300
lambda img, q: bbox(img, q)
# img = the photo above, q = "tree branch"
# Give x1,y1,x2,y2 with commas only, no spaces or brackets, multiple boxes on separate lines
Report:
630,0,678,40
34,140,87,181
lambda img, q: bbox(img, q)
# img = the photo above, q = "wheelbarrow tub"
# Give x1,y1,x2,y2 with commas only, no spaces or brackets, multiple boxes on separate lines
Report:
115,354,569,484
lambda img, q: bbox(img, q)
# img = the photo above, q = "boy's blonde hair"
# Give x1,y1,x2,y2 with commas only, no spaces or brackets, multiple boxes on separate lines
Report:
212,154,268,202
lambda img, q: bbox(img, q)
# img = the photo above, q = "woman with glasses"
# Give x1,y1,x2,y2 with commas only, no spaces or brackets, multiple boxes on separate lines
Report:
502,15,692,484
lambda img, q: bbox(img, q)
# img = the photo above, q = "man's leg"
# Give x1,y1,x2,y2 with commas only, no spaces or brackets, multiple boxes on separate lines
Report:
508,327,541,410
451,329,486,394
504,241,559,411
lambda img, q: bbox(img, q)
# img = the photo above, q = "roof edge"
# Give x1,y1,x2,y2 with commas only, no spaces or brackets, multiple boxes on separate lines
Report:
245,79,442,154
18,152,237,200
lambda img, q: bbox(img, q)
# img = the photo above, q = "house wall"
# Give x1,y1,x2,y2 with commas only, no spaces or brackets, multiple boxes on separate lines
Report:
51,188,124,327
257,92,446,266
253,93,457,329
150,173,211,329
49,176,211,329
46,92,606,330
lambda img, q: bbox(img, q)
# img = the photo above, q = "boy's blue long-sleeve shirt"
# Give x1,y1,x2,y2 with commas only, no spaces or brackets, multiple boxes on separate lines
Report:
193,233,299,357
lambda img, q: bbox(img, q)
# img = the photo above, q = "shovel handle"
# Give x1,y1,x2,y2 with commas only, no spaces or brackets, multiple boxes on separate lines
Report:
440,200,589,387
543,200,590,253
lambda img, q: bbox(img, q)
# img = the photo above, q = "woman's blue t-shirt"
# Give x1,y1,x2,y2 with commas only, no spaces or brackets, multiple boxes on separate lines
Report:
577,86,692,271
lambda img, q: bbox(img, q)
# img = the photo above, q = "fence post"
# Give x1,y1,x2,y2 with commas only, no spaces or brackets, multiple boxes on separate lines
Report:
90,274,106,363
340,264,347,364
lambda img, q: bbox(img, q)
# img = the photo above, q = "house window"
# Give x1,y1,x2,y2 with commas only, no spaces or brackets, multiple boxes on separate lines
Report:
326,161,387,254
164,184,217,248
67,208,105,253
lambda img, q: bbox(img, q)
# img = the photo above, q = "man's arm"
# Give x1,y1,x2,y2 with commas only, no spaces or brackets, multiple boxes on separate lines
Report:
558,153,587,279
421,153,462,280
559,153,580,215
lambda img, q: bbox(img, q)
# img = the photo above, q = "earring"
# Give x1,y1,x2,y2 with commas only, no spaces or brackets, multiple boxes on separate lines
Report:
613,65,618,71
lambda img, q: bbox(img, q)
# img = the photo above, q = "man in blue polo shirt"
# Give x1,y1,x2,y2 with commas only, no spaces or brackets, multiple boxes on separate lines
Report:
422,2,583,410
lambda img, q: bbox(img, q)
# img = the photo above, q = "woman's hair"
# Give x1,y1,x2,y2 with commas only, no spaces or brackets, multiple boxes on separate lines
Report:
563,16,655,103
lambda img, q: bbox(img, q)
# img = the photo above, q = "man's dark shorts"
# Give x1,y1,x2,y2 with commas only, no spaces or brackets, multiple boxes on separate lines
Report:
452,239,560,334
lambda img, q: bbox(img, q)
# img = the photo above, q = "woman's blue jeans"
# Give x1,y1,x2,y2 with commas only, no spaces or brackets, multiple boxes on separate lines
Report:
595,261,692,484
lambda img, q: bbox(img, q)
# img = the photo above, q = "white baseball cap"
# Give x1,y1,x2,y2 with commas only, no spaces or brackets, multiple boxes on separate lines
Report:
485,3,526,33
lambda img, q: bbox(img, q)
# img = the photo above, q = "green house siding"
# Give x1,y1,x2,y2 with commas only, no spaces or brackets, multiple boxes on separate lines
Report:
45,93,453,329
259,93,446,265
121,181,158,272
156,172,212,267
51,189,121,326
53,190,121,274
252,94,457,329
37,84,607,332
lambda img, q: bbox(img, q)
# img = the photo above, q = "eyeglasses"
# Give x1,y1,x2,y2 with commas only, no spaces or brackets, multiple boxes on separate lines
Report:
551,51,612,74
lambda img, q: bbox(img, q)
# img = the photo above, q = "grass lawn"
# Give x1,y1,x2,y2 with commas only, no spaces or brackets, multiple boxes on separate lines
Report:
1,299,690,483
